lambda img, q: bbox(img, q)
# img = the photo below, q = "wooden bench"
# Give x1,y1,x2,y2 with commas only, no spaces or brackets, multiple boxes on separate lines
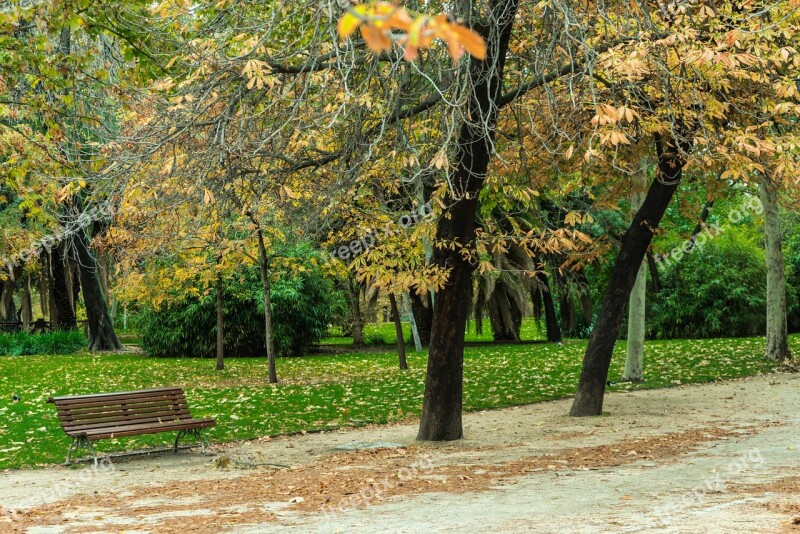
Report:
47,387,215,466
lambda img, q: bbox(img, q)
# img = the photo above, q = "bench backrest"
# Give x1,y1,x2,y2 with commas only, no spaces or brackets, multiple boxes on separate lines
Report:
47,387,194,435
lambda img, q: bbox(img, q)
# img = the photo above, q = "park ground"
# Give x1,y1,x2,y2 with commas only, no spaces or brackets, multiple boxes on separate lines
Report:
1,371,800,533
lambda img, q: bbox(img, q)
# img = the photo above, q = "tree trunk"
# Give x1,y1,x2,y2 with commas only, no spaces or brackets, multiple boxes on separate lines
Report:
51,245,77,329
349,276,364,347
404,292,423,352
489,283,522,342
646,252,661,293
216,271,224,371
389,293,408,370
417,1,518,441
538,272,561,342
256,227,278,383
760,179,790,361
570,133,692,417
409,291,433,346
20,276,32,329
622,167,648,382
74,228,122,351
0,274,17,322
38,265,49,317
558,293,576,337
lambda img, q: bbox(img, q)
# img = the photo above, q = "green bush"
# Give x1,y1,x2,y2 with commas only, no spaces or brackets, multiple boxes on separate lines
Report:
0,330,87,356
140,260,344,358
648,228,769,339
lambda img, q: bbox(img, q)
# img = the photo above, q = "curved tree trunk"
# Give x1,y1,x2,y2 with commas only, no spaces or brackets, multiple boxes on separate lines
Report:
417,0,519,441
74,229,121,351
570,133,693,417
760,178,790,361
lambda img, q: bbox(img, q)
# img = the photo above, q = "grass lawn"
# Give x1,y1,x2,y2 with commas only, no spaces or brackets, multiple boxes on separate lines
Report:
322,317,545,345
0,334,791,469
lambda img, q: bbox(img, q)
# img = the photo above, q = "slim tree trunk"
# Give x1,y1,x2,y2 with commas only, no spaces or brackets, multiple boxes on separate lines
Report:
74,229,122,351
349,276,364,347
403,292,423,352
538,272,561,342
760,179,790,361
622,167,648,382
570,133,693,417
256,227,278,383
216,270,224,371
389,293,408,370
418,1,519,441
20,277,33,329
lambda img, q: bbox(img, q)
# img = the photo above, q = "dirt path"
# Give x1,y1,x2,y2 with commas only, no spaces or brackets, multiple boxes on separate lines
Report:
1,372,799,533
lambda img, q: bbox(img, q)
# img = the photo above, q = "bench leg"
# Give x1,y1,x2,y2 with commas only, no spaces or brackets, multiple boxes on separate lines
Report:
173,429,210,454
173,430,186,453
65,436,98,467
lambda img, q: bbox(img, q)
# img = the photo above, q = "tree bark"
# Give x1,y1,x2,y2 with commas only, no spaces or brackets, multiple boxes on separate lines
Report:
389,293,408,370
404,292,423,352
74,228,122,351
570,133,692,417
0,281,16,322
760,178,790,361
417,0,519,441
216,270,224,371
349,276,364,347
20,276,33,329
622,167,648,382
256,226,278,383
409,291,433,346
538,272,562,342
489,283,522,342
51,245,77,329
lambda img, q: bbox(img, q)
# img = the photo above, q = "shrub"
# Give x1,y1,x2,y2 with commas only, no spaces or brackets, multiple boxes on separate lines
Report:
647,228,769,339
0,330,87,356
141,261,344,358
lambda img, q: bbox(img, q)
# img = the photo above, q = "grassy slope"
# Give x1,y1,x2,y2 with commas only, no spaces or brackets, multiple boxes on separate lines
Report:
0,334,789,469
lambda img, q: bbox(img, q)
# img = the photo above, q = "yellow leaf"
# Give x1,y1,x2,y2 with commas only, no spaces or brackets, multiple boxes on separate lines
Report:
338,12,362,39
451,25,486,60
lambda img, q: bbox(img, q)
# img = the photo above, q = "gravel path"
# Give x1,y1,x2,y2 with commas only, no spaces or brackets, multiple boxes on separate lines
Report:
1,372,799,533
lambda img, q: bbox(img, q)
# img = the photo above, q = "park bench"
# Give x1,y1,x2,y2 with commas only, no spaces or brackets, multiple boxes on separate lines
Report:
47,387,215,466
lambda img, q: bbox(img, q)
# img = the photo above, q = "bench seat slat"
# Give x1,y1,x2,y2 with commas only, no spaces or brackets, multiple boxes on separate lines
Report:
58,409,193,424
73,418,216,441
57,403,189,420
62,413,195,432
52,394,187,411
49,387,184,403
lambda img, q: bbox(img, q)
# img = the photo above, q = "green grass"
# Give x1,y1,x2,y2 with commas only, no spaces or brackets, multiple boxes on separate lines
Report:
322,317,545,345
0,334,790,469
